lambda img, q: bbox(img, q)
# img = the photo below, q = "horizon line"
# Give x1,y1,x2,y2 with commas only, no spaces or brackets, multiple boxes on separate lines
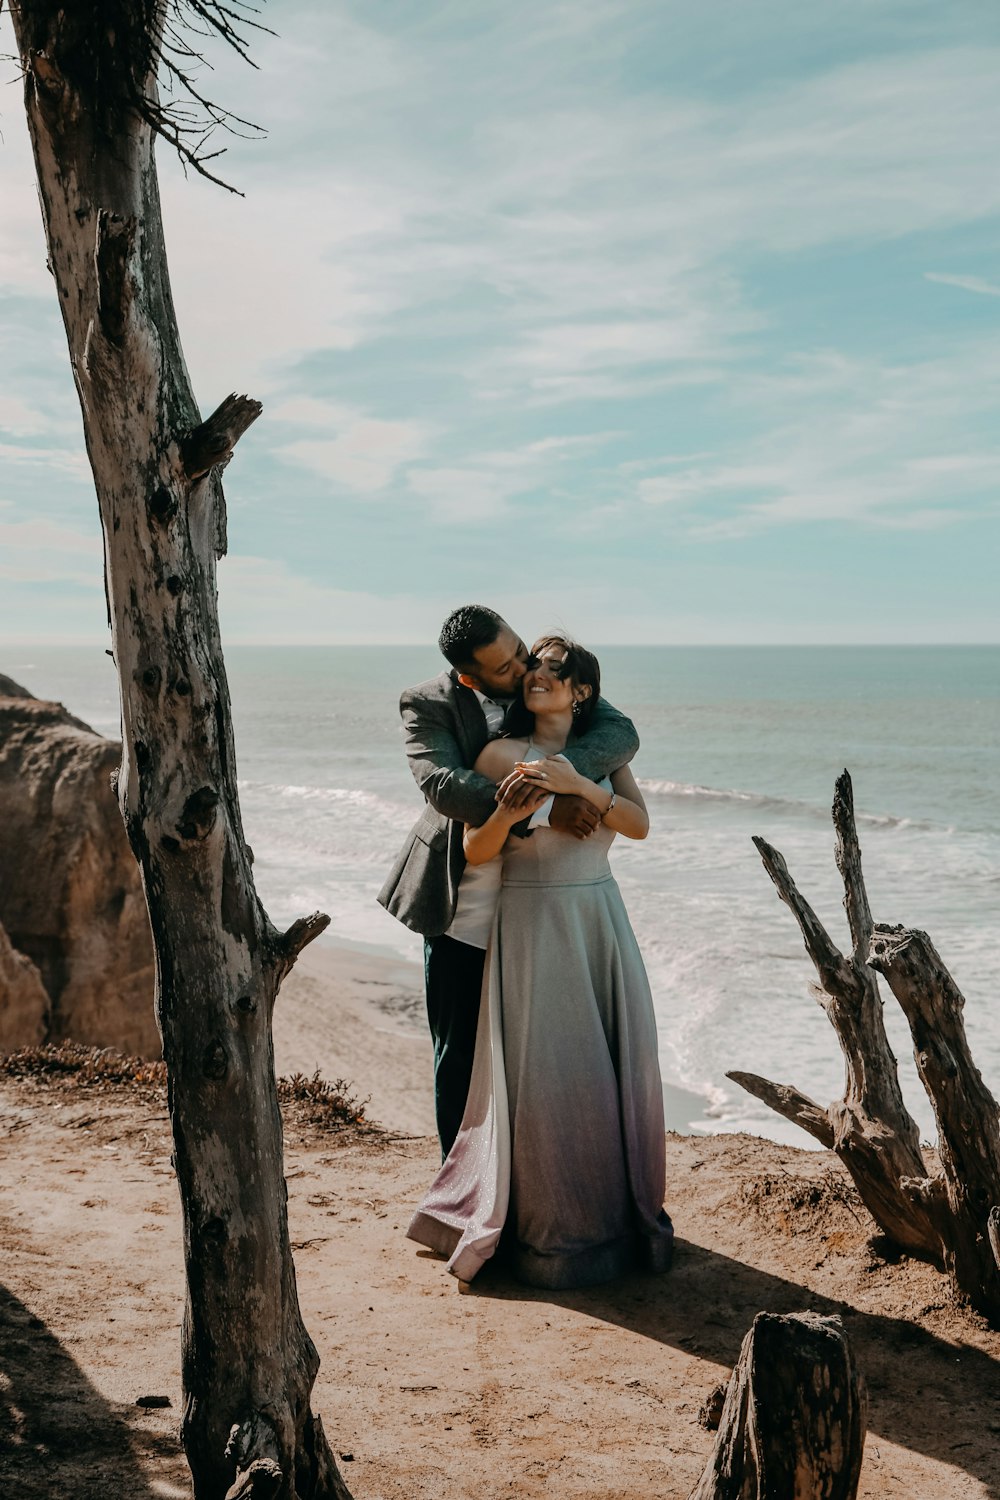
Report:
2,639,998,651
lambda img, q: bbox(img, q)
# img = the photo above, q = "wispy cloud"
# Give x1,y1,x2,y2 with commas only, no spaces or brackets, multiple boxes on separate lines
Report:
0,396,52,439
639,465,785,508
0,518,103,585
0,442,90,480
217,555,439,643
272,398,434,492
925,272,1000,298
633,340,1000,536
405,428,627,521
142,23,1000,405
405,465,524,521
2,3,998,642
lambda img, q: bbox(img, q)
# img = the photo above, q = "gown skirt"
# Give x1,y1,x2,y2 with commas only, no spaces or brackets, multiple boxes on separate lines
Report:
407,818,673,1289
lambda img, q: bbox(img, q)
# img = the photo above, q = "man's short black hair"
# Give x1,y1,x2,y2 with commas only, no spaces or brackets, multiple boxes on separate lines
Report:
438,604,506,670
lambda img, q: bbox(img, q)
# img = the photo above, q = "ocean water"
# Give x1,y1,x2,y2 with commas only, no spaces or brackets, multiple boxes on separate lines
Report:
7,644,998,1148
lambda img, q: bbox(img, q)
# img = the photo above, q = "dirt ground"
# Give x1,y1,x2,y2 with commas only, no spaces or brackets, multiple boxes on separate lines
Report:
3,1057,1000,1500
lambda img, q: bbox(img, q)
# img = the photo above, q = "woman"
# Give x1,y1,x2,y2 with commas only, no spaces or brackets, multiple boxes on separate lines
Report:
407,635,673,1289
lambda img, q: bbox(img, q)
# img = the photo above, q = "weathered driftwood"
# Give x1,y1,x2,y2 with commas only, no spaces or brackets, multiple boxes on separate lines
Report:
729,771,940,1261
225,1459,283,1500
732,770,1000,1321
10,3,352,1496
869,924,1000,1314
690,1311,866,1500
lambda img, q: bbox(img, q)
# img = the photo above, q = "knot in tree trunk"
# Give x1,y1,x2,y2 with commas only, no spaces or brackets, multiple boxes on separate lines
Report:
177,786,221,841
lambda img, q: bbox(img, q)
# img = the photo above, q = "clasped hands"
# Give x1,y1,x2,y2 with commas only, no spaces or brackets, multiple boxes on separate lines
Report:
494,757,600,840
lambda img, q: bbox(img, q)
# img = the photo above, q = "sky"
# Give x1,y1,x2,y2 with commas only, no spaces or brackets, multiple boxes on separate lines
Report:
1,0,999,645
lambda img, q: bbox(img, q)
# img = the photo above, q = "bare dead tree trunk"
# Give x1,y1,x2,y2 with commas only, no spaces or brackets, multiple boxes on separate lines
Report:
731,771,1000,1321
9,4,351,1495
728,771,942,1261
869,925,1000,1316
690,1312,866,1500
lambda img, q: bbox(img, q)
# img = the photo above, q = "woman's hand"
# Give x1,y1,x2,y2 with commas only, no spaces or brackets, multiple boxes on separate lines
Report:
466,775,550,863
508,755,584,796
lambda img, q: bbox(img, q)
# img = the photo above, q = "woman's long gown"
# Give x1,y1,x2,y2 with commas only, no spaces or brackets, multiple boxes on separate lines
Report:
407,789,673,1289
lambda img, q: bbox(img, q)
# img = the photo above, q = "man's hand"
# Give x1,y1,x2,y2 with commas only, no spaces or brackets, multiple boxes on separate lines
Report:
495,776,550,819
495,770,544,811
549,793,600,839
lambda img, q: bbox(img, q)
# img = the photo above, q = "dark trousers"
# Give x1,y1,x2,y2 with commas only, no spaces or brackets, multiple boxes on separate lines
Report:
424,933,487,1158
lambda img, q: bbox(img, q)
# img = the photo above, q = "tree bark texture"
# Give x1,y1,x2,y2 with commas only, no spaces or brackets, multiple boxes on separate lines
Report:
689,1311,867,1500
9,4,351,1496
869,924,1000,1316
728,771,940,1261
731,770,1000,1322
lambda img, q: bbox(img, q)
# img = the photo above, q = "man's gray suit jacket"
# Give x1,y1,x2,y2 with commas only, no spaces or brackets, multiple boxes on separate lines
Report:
377,669,639,938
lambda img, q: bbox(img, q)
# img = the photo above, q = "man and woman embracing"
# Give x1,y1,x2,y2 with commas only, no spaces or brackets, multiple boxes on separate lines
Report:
379,604,673,1291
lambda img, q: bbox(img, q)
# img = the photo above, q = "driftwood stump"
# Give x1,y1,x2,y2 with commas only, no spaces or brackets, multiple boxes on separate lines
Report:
690,1311,866,1500
731,770,1000,1322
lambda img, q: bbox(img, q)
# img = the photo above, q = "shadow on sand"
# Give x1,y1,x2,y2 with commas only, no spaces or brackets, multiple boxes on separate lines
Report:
0,1283,183,1498
468,1237,1000,1497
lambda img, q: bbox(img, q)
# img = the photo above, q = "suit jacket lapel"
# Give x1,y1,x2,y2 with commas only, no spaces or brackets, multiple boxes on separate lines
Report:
450,672,490,762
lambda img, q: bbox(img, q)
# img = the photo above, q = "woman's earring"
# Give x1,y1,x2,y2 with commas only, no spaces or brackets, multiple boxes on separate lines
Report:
572,700,582,719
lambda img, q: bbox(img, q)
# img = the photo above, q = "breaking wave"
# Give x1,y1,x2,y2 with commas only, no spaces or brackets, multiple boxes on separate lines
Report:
635,778,939,831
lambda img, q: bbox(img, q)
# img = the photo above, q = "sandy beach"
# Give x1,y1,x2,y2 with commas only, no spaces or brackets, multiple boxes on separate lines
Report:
3,939,1000,1499
274,942,437,1138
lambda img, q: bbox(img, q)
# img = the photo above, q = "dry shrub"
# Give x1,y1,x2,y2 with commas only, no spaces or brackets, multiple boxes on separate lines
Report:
0,1042,166,1089
0,1044,371,1135
738,1167,867,1240
277,1070,370,1133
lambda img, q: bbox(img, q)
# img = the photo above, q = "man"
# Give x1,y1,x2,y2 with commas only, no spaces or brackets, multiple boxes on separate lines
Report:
378,604,639,1156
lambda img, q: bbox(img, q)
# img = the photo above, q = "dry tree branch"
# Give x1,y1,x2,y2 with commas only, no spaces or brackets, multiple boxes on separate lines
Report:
142,0,273,191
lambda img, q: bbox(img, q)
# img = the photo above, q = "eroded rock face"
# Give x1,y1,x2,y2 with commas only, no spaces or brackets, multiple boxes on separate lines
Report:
0,917,49,1048
0,679,158,1056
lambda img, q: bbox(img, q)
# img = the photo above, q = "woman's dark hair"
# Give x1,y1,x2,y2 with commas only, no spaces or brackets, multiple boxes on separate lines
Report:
438,604,505,671
505,633,601,738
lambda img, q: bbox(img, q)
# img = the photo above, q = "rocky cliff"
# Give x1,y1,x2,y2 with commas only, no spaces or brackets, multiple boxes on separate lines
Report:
0,917,49,1048
0,677,158,1056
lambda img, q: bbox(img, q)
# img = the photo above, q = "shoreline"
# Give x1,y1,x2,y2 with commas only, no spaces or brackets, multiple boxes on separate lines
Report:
280,937,713,1139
